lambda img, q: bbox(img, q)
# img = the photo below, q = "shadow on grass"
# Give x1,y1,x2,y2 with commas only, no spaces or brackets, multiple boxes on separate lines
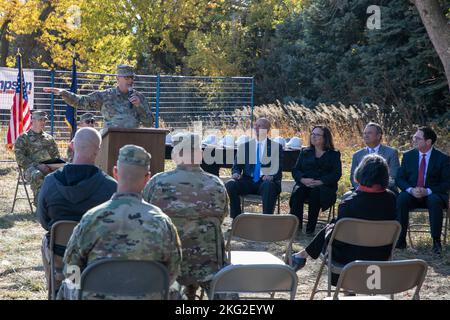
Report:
0,167,14,176
0,265,44,278
0,211,36,229
1,279,46,294
391,239,450,278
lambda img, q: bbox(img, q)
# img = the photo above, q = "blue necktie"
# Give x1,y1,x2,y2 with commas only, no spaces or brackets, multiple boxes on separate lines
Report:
253,142,261,183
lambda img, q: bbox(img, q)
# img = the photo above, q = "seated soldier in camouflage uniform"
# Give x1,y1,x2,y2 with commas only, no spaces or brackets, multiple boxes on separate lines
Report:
14,110,60,205
44,65,153,129
143,133,229,300
57,144,182,300
66,113,96,163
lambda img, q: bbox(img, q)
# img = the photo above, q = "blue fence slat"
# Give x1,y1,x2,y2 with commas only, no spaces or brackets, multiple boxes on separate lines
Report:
155,74,160,128
50,69,55,136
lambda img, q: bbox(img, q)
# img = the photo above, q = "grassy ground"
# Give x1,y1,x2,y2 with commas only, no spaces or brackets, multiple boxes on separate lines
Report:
0,158,449,300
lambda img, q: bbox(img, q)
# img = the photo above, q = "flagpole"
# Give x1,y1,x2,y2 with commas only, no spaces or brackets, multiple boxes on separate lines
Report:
72,49,77,137
17,49,24,134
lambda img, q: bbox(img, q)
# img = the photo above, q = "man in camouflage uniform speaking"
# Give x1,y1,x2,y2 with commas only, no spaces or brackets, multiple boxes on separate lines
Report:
43,64,153,129
57,144,182,300
143,133,229,300
14,110,60,205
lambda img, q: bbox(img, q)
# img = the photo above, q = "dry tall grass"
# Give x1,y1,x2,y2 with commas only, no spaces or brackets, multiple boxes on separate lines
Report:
232,101,449,154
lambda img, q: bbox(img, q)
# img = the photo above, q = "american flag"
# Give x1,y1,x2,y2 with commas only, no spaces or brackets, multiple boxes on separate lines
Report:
6,53,31,149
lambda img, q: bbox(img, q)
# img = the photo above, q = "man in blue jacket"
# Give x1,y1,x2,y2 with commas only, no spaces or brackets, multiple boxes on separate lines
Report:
37,127,117,290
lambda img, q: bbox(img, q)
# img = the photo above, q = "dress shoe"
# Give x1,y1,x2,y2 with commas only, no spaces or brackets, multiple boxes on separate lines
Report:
432,239,442,255
291,254,307,271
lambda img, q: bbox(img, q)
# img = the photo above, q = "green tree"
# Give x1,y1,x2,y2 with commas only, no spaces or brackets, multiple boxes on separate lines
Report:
256,0,449,116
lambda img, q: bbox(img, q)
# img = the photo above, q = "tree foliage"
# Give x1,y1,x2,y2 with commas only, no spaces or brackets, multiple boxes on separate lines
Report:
0,0,448,117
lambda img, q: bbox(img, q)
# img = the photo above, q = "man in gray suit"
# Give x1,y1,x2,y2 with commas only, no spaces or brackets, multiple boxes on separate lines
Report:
350,122,400,192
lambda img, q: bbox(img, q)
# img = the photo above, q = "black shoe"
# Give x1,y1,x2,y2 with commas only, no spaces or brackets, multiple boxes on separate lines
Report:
290,255,307,271
395,240,407,250
432,239,442,255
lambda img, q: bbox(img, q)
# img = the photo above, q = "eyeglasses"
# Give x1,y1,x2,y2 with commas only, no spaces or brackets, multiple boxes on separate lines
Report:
84,120,95,124
311,133,324,137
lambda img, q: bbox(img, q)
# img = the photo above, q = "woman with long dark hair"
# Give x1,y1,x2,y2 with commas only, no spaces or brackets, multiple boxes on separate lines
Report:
289,125,342,235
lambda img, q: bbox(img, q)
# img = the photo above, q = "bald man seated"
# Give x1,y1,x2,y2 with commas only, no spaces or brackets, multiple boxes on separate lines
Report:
37,127,117,290
225,118,283,218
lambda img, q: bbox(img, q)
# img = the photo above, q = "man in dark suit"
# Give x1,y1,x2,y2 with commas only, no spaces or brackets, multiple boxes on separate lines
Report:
225,118,283,219
396,127,450,255
350,122,400,192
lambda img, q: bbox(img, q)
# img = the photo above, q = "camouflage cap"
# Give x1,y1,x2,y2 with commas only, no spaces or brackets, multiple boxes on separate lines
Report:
31,110,48,120
79,113,95,121
117,64,135,77
118,144,151,168
172,132,201,150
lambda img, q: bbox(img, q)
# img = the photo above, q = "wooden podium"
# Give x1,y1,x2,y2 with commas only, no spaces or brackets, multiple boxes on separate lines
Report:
96,128,169,176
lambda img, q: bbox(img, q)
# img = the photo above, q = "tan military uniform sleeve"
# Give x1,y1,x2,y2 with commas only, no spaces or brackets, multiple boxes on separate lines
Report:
142,178,157,202
60,90,105,110
135,92,153,127
209,177,230,223
14,134,34,169
220,184,230,223
66,145,73,162
48,136,60,159
163,219,182,284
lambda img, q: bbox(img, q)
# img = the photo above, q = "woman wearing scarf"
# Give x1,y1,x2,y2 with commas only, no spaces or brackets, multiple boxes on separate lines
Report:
290,154,397,285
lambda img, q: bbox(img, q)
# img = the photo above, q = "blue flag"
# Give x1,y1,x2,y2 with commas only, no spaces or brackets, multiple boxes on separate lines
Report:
65,57,77,139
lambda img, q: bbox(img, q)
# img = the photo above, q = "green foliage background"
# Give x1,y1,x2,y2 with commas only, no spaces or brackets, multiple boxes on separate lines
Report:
1,0,449,120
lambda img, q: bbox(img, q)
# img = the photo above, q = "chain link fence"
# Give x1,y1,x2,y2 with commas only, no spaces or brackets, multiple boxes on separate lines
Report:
0,68,253,142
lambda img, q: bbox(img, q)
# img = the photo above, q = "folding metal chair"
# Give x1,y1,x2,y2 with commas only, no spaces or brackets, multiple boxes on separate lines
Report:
48,220,78,299
209,264,298,300
325,259,428,300
11,165,34,215
79,259,170,300
226,213,298,266
407,202,449,247
310,218,401,299
303,201,336,229
241,194,281,214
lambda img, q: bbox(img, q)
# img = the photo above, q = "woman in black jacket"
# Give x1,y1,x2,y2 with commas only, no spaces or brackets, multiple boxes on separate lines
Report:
290,154,397,285
289,126,342,234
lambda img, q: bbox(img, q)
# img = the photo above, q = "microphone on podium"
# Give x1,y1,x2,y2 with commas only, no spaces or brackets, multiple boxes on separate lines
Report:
128,86,134,109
